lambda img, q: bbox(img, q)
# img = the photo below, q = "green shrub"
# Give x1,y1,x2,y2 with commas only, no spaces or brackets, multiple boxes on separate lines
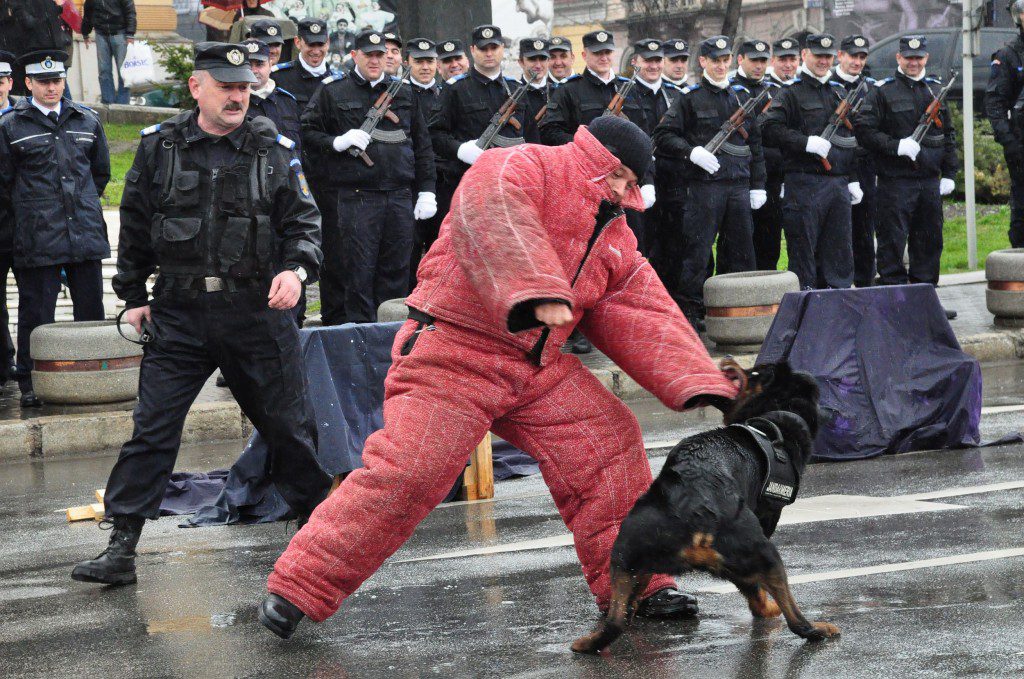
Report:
949,102,1010,203
153,43,195,110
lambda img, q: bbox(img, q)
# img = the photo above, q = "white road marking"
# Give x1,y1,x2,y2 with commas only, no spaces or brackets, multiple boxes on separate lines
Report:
981,404,1024,415
904,480,1024,501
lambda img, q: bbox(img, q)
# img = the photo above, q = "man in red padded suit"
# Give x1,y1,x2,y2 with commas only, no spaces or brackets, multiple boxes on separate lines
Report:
258,116,740,639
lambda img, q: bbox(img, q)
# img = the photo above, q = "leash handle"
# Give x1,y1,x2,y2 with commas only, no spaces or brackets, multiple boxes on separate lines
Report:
116,307,155,346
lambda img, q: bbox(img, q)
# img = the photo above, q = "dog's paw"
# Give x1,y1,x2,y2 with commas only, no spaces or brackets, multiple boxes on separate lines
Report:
570,633,604,654
802,621,841,641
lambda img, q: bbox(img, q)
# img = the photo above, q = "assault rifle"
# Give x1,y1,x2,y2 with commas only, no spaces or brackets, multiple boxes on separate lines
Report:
817,78,869,172
477,72,539,150
705,87,772,155
349,67,407,167
911,71,958,144
602,70,639,118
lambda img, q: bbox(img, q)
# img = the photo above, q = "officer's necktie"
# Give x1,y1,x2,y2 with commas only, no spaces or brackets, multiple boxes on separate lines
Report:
47,111,59,126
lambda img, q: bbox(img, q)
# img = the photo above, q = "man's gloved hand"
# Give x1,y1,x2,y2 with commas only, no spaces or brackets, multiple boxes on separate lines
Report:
749,189,767,210
333,129,372,152
897,137,921,161
805,135,832,158
689,146,720,174
940,178,956,196
414,192,437,220
640,184,657,209
848,181,864,205
457,140,485,165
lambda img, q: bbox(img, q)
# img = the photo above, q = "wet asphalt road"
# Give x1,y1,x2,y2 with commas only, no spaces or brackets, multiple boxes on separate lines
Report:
4,401,1024,678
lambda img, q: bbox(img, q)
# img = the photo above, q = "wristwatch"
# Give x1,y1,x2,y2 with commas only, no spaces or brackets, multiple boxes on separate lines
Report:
288,266,308,283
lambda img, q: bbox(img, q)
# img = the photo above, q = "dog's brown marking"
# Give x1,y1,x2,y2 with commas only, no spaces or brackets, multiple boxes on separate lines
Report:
745,587,782,618
682,532,723,572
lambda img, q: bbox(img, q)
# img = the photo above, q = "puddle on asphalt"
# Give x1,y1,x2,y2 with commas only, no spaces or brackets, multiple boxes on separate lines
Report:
145,611,243,635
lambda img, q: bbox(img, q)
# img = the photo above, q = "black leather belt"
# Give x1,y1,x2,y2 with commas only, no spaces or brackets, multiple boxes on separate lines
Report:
164,276,262,293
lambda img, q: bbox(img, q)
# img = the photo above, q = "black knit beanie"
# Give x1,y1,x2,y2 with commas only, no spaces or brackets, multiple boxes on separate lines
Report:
586,116,652,179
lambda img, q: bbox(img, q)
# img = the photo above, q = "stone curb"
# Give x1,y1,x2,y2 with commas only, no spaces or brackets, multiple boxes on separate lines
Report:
1,330,1021,463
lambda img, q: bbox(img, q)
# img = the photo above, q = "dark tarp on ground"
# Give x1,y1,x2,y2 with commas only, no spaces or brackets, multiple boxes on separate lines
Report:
757,284,982,461
173,322,538,525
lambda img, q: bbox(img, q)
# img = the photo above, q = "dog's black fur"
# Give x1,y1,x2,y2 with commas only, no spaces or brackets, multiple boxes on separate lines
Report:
571,361,840,654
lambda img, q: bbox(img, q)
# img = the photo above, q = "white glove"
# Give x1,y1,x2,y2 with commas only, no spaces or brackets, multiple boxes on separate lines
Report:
414,192,437,220
780,183,785,199
640,184,657,209
749,189,767,210
333,129,372,152
689,146,720,174
940,178,956,196
848,181,863,205
805,135,832,158
458,140,485,165
897,137,921,161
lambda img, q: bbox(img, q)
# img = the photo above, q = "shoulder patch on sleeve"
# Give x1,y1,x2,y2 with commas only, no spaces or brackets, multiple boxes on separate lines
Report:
276,134,296,150
617,75,629,82
451,73,467,82
276,87,297,100
140,123,162,137
289,158,311,197
682,84,700,94
271,61,292,73
785,77,800,86
766,81,781,89
925,76,941,84
320,75,337,85
566,73,581,82
866,76,876,84
875,77,894,87
731,84,748,92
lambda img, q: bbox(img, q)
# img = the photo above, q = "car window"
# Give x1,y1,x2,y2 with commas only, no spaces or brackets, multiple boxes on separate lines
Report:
866,36,899,81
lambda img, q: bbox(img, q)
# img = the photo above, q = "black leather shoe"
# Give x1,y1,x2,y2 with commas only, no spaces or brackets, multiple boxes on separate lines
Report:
259,593,305,639
19,390,42,408
636,587,700,619
944,308,958,320
71,515,145,585
571,336,594,354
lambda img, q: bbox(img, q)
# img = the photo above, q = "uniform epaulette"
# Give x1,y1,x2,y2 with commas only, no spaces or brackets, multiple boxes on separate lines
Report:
731,84,748,92
765,80,781,88
681,84,700,94
140,123,161,137
565,73,581,82
875,77,894,87
276,133,296,150
450,73,467,83
663,80,681,91
276,87,297,100
828,80,844,87
785,77,800,85
616,75,629,82
925,76,941,84
73,102,98,114
320,74,338,85
271,61,293,73
504,75,518,83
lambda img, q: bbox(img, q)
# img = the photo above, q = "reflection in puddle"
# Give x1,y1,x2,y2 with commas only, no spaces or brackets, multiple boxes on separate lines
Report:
146,612,239,635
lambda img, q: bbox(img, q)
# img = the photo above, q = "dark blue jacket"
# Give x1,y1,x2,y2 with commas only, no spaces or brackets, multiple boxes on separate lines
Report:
248,85,302,156
0,99,111,267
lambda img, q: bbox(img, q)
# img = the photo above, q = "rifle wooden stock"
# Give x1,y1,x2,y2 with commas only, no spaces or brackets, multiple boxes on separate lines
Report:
356,150,374,167
534,104,548,122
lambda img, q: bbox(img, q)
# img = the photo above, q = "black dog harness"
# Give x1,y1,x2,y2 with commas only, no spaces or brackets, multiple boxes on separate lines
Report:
728,417,802,513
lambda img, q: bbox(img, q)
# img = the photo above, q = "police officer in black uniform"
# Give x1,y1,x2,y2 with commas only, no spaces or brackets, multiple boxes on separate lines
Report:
547,36,575,85
661,38,690,89
856,35,958,318
248,18,286,66
405,38,443,289
0,50,16,386
245,39,302,155
518,37,551,144
768,38,800,86
987,0,1024,248
0,50,110,407
305,30,435,323
762,34,858,290
653,36,766,329
833,34,878,287
71,43,331,586
436,38,469,82
272,18,330,106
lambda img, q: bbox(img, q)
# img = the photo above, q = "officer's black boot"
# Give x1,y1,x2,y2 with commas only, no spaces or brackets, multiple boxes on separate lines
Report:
259,593,305,639
71,515,145,585
635,587,700,619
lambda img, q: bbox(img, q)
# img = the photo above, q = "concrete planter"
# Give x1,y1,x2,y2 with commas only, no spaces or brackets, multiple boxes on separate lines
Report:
30,321,144,405
377,298,410,323
703,270,800,351
986,249,1024,328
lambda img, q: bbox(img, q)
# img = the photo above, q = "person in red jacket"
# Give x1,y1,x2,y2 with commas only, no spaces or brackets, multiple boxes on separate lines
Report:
258,116,740,639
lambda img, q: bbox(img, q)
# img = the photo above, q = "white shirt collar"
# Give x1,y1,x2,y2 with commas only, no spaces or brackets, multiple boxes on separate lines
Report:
798,65,831,84
528,74,549,88
664,76,687,87
298,53,327,76
636,76,661,93
251,78,276,99
897,66,926,82
355,66,387,87
588,68,615,85
703,74,730,90
834,66,858,83
410,77,436,89
475,66,501,81
31,98,60,118
737,65,762,83
766,67,792,84
549,74,567,85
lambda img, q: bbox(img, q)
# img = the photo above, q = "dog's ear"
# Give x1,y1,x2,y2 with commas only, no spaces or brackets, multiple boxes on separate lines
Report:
719,356,748,394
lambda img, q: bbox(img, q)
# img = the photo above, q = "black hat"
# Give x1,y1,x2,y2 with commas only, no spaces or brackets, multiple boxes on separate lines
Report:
242,39,270,62
548,36,571,53
738,39,771,60
633,38,663,59
336,17,349,26
437,39,466,59
19,49,68,79
0,50,16,77
193,42,258,83
773,37,799,57
662,39,689,58
472,25,503,48
354,30,387,54
249,19,284,46
582,30,615,52
700,35,732,58
841,34,870,55
407,38,437,59
297,18,328,44
899,35,928,57
520,38,549,58
383,31,402,47
805,33,838,56
587,116,652,179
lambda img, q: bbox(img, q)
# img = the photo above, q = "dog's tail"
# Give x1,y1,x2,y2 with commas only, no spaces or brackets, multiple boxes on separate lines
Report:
570,568,651,654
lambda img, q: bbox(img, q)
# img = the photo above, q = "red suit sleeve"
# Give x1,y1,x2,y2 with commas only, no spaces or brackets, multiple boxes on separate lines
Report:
577,251,739,410
448,149,576,333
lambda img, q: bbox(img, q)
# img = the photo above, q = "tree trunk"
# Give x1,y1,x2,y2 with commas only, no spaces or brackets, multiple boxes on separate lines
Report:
722,0,743,39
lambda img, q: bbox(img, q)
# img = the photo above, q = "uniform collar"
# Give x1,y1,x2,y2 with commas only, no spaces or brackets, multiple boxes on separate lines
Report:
31,97,61,119
766,68,791,85
471,66,502,84
298,54,327,77
549,74,568,85
410,76,436,89
184,112,247,149
664,76,687,87
251,79,276,99
352,65,387,87
896,66,926,83
586,68,615,85
736,65,763,84
525,74,549,88
833,66,859,83
798,65,831,85
636,76,661,93
702,74,730,91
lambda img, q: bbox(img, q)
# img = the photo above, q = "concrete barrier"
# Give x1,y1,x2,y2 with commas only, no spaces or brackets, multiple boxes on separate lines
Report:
30,321,143,405
703,270,800,351
986,249,1024,328
377,298,410,323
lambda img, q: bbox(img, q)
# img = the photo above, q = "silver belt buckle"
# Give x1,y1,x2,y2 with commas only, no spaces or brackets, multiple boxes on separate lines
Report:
203,277,223,292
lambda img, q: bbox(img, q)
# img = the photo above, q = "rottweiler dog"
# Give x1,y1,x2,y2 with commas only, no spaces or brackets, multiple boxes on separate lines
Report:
571,359,839,654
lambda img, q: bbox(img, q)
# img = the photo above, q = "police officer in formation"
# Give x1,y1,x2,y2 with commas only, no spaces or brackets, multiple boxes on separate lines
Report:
833,34,878,287
72,43,331,585
661,38,690,88
248,19,286,67
305,30,435,324
383,31,403,76
0,50,17,387
518,37,552,144
855,35,958,318
547,36,575,85
762,34,858,291
987,0,1024,248
245,39,301,155
768,37,800,85
653,36,766,330
436,39,469,82
273,18,330,106
0,50,110,407
405,38,443,286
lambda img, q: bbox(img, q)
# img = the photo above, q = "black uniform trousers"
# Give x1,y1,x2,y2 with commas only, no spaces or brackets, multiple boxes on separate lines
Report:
852,163,879,287
674,179,755,310
782,174,853,290
338,187,414,323
1007,155,1024,248
0,253,14,382
311,180,345,326
875,177,943,287
752,173,784,271
650,179,687,305
104,285,331,519
13,260,105,391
